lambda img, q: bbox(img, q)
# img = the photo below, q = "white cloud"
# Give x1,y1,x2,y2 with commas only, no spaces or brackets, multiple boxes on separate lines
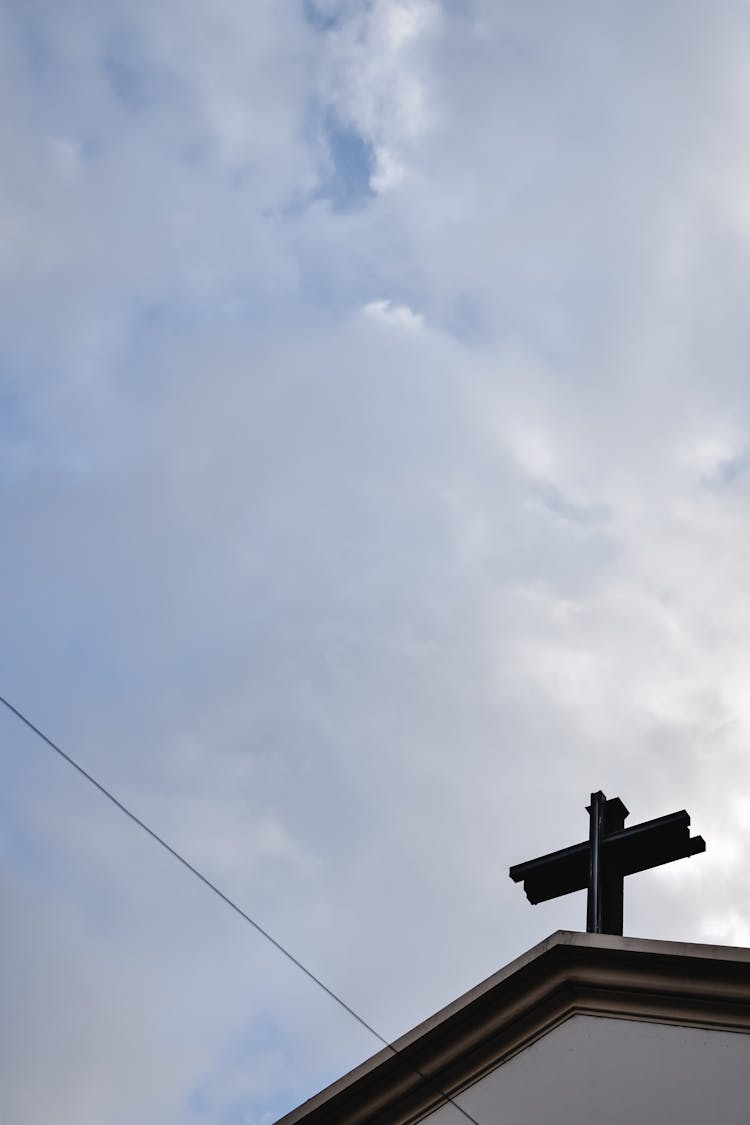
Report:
362,297,424,328
370,143,406,192
317,0,438,173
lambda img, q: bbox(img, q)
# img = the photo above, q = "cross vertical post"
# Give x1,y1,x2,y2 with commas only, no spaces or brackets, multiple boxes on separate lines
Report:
587,790,605,933
585,792,629,934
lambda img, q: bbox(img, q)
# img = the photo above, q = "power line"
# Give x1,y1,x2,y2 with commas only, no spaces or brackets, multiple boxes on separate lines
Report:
0,692,481,1125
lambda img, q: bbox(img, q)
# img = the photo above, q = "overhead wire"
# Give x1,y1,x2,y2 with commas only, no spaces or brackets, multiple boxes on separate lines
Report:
0,691,481,1125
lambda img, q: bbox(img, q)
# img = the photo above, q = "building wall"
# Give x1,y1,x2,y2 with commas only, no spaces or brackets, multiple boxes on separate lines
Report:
424,1014,750,1125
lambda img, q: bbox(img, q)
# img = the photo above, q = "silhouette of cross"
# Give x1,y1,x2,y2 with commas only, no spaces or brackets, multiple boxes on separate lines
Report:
509,791,706,934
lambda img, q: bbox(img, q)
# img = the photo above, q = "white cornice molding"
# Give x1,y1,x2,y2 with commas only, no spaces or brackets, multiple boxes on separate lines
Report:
277,931,750,1125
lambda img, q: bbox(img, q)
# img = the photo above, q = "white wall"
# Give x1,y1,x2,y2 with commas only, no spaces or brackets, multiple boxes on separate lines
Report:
425,1015,750,1124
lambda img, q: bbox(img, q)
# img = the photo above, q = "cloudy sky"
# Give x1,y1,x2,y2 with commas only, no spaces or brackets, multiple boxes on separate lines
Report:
2,0,750,1121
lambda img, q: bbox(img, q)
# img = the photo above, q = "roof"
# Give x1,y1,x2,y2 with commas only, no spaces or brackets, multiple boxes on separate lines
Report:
276,930,750,1125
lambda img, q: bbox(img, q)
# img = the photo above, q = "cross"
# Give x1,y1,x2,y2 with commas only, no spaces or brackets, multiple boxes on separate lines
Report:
509,791,706,935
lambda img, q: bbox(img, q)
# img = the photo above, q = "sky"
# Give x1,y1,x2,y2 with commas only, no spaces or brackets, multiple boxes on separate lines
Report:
2,1,750,1122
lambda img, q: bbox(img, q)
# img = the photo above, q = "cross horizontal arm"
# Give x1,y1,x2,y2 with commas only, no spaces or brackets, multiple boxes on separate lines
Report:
509,839,589,904
509,809,706,906
604,810,705,877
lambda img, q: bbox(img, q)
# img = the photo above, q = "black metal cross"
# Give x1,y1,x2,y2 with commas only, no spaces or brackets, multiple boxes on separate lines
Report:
509,791,706,935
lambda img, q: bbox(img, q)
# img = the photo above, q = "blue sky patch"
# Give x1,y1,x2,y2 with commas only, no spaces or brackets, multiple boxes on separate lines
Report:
703,453,749,488
320,117,375,211
103,31,171,110
303,0,343,33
